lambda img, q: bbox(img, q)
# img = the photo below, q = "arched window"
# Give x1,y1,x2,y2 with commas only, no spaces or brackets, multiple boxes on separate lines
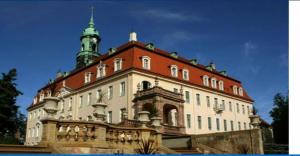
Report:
114,58,123,72
239,87,243,96
219,81,224,91
142,81,152,90
211,77,217,89
142,56,151,70
170,65,178,77
182,69,189,81
203,75,209,86
233,85,238,95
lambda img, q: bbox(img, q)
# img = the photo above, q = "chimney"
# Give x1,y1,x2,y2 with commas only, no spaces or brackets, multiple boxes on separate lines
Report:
129,32,137,42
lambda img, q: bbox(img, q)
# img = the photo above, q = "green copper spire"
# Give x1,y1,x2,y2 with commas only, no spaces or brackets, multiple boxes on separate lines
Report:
88,6,94,28
76,6,101,69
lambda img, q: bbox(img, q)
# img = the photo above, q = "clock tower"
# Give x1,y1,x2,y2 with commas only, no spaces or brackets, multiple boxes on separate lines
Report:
76,8,100,69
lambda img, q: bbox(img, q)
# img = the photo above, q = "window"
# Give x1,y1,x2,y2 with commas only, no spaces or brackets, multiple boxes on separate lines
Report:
208,117,212,130
170,65,178,77
69,97,72,111
186,114,191,128
120,82,126,96
211,78,217,88
96,62,106,78
60,100,64,112
197,116,202,129
174,88,178,93
229,102,232,112
185,91,190,103
108,111,112,123
206,96,210,107
96,89,102,102
203,75,209,86
114,58,122,72
120,108,126,122
236,103,240,113
224,120,227,131
221,100,225,110
142,56,151,70
244,122,247,130
87,93,92,105
182,69,189,80
247,106,250,114
84,72,92,84
242,105,245,114
233,85,238,95
216,118,220,131
230,120,234,131
108,86,113,100
196,94,201,105
219,81,224,91
214,98,218,109
39,93,44,102
239,87,244,96
238,122,241,130
142,81,151,90
79,96,83,107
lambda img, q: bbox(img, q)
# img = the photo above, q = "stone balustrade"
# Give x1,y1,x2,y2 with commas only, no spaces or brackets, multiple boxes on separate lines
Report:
39,119,162,151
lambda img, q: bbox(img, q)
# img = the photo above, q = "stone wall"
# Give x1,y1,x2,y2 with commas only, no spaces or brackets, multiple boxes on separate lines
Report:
191,129,264,154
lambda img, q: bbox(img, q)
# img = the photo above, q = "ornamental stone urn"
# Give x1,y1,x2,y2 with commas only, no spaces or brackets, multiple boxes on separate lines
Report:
92,102,107,122
43,97,59,119
151,116,162,130
249,115,261,129
138,111,150,128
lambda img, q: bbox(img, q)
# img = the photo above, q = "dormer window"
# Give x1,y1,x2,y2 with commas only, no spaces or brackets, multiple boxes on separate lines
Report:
219,81,224,91
142,56,151,70
203,75,209,86
233,85,238,95
33,97,37,104
211,77,217,89
182,69,189,81
84,72,92,84
96,62,106,78
170,65,178,77
114,58,123,72
39,92,44,102
238,87,243,96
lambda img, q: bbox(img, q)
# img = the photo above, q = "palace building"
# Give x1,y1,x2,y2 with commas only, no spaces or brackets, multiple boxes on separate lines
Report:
25,13,254,145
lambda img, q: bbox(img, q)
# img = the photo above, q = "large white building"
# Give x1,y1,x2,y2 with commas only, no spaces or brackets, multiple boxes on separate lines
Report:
25,14,254,145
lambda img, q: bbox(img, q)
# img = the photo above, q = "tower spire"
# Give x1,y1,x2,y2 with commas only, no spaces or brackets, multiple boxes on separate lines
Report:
88,6,94,28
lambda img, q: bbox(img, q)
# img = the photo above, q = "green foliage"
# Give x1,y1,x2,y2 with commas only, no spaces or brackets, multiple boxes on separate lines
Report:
269,93,288,144
135,139,157,154
0,68,25,144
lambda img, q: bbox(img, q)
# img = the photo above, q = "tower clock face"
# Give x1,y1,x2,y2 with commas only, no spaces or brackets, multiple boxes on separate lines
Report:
91,38,97,43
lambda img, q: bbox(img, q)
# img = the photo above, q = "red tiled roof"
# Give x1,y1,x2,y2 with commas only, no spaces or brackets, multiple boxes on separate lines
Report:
29,41,253,109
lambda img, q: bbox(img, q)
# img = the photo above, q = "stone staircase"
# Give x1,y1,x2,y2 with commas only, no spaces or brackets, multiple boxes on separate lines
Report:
170,147,202,154
0,144,51,154
264,143,289,154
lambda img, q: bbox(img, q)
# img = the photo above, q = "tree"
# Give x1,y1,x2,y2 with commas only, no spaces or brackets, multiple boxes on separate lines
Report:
269,93,288,144
0,68,24,144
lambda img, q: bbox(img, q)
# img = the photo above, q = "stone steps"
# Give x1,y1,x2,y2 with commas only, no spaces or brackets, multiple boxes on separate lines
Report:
0,144,51,154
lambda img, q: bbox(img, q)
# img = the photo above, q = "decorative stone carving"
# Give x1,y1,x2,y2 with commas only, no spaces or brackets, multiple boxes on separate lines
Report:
151,116,162,129
92,102,107,122
249,115,261,129
138,111,150,128
43,97,59,118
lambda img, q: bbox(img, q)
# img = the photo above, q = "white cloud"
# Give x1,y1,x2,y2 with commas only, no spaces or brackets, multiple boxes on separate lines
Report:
243,41,257,57
134,9,201,22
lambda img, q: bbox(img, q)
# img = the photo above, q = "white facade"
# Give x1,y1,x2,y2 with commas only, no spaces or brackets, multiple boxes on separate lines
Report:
26,68,253,145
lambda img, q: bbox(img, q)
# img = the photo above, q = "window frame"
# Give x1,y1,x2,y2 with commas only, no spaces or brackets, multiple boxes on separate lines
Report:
182,69,189,81
114,58,123,72
170,65,178,77
142,56,151,70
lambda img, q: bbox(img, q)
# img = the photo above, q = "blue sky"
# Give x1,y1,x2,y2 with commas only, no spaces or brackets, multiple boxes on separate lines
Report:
0,0,288,123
